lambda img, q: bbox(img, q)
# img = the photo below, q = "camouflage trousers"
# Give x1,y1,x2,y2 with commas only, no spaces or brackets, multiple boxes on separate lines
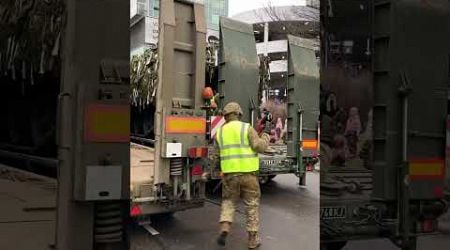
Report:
220,173,261,232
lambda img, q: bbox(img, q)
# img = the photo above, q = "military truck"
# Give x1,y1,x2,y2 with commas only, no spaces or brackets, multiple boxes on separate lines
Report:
131,12,320,212
205,17,320,186
320,1,449,249
129,0,209,219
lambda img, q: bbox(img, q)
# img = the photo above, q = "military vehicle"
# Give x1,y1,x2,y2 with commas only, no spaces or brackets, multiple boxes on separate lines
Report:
130,0,209,219
130,6,320,209
319,1,449,249
204,17,320,186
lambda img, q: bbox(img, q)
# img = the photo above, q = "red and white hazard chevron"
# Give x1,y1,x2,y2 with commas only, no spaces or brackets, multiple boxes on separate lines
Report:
211,116,225,140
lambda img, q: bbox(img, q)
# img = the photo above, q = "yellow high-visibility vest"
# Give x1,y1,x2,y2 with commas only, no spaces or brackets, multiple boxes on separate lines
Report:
216,121,259,173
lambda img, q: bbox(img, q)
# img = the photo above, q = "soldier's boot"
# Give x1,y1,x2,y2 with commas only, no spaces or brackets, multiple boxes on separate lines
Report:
248,231,261,249
217,222,231,246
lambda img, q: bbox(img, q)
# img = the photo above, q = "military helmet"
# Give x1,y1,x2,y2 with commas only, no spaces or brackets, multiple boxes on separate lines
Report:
223,102,243,116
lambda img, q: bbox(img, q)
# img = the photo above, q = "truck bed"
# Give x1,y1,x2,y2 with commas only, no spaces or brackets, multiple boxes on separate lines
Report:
130,143,154,199
0,164,56,249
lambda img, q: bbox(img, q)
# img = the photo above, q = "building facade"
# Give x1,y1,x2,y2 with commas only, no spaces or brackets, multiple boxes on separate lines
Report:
130,0,228,55
231,4,320,100
306,0,320,9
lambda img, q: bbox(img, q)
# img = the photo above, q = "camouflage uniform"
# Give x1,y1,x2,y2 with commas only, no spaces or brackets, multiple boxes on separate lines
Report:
220,172,261,232
212,113,270,232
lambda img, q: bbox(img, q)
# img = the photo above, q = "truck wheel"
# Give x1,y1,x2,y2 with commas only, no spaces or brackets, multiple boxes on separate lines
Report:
260,175,276,185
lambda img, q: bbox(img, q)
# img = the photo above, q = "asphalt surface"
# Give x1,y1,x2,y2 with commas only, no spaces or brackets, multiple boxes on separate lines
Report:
343,211,450,250
130,172,320,250
344,235,450,250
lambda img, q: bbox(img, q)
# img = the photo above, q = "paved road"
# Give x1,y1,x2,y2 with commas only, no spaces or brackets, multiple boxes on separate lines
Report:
344,235,450,250
131,172,320,250
344,212,450,250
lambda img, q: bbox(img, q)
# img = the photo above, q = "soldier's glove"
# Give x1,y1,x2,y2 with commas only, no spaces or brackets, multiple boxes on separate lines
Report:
263,121,273,135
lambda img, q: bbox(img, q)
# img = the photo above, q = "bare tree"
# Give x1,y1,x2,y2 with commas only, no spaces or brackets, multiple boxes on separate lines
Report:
257,1,320,39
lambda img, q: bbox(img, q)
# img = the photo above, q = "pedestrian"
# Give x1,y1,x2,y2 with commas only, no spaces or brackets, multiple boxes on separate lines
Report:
344,107,361,137
274,117,284,143
213,102,271,249
344,107,361,158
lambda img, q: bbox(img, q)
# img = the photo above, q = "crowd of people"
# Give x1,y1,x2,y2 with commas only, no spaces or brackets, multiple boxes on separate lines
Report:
320,90,373,168
256,106,287,145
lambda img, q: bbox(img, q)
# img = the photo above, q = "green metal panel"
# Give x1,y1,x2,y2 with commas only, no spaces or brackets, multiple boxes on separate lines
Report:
218,17,259,125
57,0,130,248
286,35,320,158
372,0,449,200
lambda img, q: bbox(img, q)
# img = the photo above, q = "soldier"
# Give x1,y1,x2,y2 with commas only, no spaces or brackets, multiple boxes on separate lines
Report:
344,107,362,158
213,102,271,249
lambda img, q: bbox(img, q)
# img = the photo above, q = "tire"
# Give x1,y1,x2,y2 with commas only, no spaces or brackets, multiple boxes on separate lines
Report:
259,175,276,185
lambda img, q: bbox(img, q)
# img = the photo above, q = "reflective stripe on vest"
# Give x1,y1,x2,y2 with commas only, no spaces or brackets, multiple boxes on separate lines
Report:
216,121,259,173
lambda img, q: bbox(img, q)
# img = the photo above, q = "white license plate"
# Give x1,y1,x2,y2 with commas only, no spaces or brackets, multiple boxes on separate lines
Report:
320,206,347,219
263,160,281,166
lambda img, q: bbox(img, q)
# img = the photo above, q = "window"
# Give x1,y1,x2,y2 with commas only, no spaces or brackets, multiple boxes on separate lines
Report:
150,0,159,17
137,0,147,16
211,14,219,27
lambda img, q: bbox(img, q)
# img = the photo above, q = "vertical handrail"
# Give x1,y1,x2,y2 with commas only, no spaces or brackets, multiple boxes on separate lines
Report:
398,71,412,248
297,104,304,182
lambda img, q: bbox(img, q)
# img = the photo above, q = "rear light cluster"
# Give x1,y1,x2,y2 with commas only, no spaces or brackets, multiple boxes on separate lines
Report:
433,186,444,198
191,165,203,176
188,147,208,158
131,205,142,217
188,147,207,176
